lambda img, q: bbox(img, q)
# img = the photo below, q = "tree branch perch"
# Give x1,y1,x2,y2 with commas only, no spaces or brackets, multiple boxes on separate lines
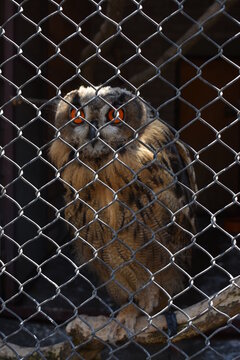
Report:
66,276,240,345
1,277,239,359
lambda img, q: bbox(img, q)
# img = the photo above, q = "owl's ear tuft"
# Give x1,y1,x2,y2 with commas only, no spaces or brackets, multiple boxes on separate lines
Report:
71,93,81,107
118,92,128,104
112,92,129,109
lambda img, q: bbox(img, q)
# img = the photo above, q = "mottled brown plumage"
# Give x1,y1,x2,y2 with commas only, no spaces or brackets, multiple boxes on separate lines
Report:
49,86,197,336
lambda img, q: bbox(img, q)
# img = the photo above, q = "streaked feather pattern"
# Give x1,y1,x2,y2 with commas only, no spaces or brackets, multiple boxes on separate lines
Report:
49,86,197,331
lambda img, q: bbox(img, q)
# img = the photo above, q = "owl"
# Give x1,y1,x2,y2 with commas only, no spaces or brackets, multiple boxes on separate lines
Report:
49,85,197,338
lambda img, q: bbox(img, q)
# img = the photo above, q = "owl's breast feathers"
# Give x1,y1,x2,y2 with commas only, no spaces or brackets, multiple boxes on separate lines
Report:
49,120,197,301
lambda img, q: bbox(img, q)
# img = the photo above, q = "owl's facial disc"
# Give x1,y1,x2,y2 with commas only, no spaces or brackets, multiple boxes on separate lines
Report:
55,86,147,159
72,116,124,158
68,102,128,158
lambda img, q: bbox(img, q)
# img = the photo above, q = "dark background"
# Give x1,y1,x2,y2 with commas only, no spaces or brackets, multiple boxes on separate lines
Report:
0,0,240,357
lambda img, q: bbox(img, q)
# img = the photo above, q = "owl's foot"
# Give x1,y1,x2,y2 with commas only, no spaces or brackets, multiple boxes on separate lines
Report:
109,304,139,343
137,284,161,314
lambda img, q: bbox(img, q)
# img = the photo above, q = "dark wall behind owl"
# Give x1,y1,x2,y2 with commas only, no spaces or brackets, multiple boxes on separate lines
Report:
1,0,240,317
9,0,240,216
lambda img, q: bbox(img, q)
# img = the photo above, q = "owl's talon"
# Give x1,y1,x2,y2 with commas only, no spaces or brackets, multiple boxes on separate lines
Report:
108,305,139,343
108,322,125,344
138,285,160,314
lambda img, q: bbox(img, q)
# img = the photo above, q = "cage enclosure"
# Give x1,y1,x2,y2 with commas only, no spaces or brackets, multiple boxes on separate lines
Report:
0,0,240,359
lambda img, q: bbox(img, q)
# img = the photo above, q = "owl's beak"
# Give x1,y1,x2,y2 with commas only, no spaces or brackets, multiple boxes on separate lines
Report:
88,121,98,145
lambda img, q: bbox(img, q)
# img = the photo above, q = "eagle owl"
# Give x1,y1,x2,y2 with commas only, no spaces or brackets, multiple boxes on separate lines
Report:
49,86,197,337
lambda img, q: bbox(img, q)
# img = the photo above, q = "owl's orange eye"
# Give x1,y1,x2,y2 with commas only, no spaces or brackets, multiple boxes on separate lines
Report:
108,108,124,124
70,108,85,124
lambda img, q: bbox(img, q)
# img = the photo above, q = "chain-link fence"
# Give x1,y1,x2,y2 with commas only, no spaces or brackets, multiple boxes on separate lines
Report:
1,0,240,359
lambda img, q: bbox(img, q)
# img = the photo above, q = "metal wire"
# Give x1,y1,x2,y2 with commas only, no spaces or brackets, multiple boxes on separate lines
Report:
1,0,240,359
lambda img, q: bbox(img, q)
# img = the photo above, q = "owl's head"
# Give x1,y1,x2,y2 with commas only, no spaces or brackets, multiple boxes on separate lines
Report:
54,86,149,158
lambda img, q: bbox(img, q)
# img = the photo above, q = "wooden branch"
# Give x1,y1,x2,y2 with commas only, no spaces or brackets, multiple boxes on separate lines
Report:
66,276,240,345
0,337,101,360
0,277,239,359
81,0,128,82
0,340,71,360
129,0,239,87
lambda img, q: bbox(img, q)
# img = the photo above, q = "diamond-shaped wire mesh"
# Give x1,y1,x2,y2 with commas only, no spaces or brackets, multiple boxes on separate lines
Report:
1,0,240,359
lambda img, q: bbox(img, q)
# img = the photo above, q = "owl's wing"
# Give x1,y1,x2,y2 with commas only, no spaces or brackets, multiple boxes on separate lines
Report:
175,140,197,192
151,130,197,276
137,123,197,209
134,123,197,261
115,124,197,289
167,139,197,204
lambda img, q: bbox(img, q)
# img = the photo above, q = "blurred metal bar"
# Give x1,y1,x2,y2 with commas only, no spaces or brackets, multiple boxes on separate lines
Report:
0,0,17,300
